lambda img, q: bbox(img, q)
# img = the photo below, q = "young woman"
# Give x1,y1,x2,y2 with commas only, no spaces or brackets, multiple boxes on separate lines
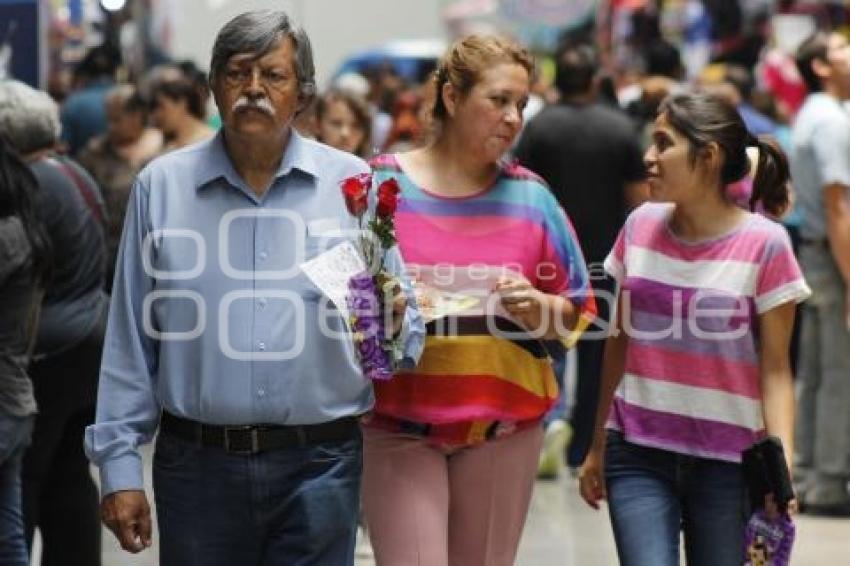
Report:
579,92,810,566
315,88,373,158
362,35,595,565
0,136,51,566
149,73,215,152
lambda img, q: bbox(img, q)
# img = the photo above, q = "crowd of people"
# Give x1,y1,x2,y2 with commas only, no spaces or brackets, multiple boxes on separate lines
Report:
1,5,849,566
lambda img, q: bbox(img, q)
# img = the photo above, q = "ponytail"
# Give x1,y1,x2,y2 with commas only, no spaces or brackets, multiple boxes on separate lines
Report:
747,134,791,217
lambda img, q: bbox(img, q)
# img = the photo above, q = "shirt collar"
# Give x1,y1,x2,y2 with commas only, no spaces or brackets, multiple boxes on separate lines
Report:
196,129,319,191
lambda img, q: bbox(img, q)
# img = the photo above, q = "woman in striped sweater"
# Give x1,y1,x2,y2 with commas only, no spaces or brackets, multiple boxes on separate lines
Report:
361,35,595,565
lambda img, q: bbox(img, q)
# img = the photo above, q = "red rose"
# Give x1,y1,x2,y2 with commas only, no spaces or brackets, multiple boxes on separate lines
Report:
341,174,371,217
378,178,401,197
376,179,400,219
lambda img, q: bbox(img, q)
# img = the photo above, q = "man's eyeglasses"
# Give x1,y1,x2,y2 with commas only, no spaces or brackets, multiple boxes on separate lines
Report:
222,65,292,90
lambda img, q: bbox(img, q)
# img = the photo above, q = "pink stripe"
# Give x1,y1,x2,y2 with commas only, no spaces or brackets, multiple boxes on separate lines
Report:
396,213,547,278
625,341,761,398
757,248,804,296
630,231,767,262
610,398,760,462
629,209,779,263
397,212,546,238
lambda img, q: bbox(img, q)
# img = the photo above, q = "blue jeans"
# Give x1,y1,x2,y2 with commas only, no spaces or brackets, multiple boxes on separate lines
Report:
153,428,363,566
0,413,34,566
604,431,746,566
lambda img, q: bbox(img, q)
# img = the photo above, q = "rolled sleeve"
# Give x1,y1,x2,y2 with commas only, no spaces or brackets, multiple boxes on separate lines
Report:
83,177,160,496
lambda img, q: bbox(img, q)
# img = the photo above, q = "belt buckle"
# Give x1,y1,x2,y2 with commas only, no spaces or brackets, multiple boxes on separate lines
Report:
224,425,260,454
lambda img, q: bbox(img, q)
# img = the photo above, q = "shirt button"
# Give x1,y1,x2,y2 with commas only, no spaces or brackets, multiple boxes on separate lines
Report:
258,389,266,397
258,342,266,351
259,251,268,261
258,298,268,309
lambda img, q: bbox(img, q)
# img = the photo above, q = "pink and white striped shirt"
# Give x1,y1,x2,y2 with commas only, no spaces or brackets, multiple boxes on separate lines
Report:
604,203,810,462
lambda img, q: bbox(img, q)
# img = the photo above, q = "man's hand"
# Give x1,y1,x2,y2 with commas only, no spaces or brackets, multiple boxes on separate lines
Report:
101,490,152,553
384,278,407,338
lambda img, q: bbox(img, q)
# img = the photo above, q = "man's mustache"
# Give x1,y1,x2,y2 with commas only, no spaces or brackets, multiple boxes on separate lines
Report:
232,97,276,116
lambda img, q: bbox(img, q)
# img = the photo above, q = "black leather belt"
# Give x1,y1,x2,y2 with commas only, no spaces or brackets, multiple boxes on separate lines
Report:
159,411,360,454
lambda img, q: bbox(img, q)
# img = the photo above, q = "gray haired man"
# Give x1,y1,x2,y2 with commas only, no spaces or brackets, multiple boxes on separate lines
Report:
84,11,423,564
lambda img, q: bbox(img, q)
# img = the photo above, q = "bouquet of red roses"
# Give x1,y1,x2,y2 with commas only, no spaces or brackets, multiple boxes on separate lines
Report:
340,173,403,381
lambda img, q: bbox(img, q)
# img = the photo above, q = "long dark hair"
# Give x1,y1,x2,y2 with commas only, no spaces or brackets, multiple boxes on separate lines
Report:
659,92,790,217
0,136,52,281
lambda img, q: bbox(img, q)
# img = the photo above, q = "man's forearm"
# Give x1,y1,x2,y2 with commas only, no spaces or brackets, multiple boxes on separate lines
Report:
824,183,850,283
827,213,850,283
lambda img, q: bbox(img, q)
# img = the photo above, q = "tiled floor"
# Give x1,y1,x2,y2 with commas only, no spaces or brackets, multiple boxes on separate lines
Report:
79,447,846,565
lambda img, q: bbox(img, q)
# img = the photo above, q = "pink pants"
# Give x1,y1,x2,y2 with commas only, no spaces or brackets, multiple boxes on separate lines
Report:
361,424,544,566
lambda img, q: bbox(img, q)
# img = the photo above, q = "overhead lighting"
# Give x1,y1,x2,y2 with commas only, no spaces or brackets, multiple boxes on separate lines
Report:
101,0,127,11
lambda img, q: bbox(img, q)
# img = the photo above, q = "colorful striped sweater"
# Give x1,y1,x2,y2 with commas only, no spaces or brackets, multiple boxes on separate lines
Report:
367,154,595,447
604,202,811,462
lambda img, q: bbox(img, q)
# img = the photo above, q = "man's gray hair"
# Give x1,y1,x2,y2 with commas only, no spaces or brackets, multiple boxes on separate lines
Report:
0,80,61,155
209,10,316,102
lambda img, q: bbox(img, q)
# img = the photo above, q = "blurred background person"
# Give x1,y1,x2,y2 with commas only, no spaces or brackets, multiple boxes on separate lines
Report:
382,89,424,153
149,69,215,152
0,136,52,566
60,44,120,157
364,64,405,150
78,84,162,292
0,80,107,566
515,41,647,476
791,30,850,517
314,88,372,158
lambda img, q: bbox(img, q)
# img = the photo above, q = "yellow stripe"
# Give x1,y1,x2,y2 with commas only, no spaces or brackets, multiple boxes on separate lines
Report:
468,421,491,444
560,312,593,349
412,335,558,400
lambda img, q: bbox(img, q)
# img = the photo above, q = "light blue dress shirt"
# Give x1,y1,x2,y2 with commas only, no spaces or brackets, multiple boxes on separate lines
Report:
84,131,424,495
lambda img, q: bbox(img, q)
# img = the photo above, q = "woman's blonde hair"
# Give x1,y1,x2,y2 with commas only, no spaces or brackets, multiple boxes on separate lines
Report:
430,35,534,125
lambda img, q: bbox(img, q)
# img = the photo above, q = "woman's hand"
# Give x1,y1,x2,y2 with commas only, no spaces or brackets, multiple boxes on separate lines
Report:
578,441,607,510
763,492,798,520
494,276,546,332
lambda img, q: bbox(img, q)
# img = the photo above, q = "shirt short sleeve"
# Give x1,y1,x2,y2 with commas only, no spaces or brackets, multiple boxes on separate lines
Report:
604,225,627,285
755,228,812,313
812,118,850,188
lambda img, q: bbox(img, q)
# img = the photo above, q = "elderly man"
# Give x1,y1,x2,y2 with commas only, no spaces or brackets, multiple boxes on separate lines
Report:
84,10,423,565
0,80,108,566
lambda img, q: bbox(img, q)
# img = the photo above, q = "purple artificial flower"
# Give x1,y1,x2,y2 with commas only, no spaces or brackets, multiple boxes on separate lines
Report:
348,271,376,292
347,294,375,315
367,362,393,381
358,335,379,358
347,270,393,381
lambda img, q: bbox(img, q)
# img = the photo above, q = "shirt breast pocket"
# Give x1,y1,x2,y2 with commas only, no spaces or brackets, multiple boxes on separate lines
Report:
304,216,353,260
